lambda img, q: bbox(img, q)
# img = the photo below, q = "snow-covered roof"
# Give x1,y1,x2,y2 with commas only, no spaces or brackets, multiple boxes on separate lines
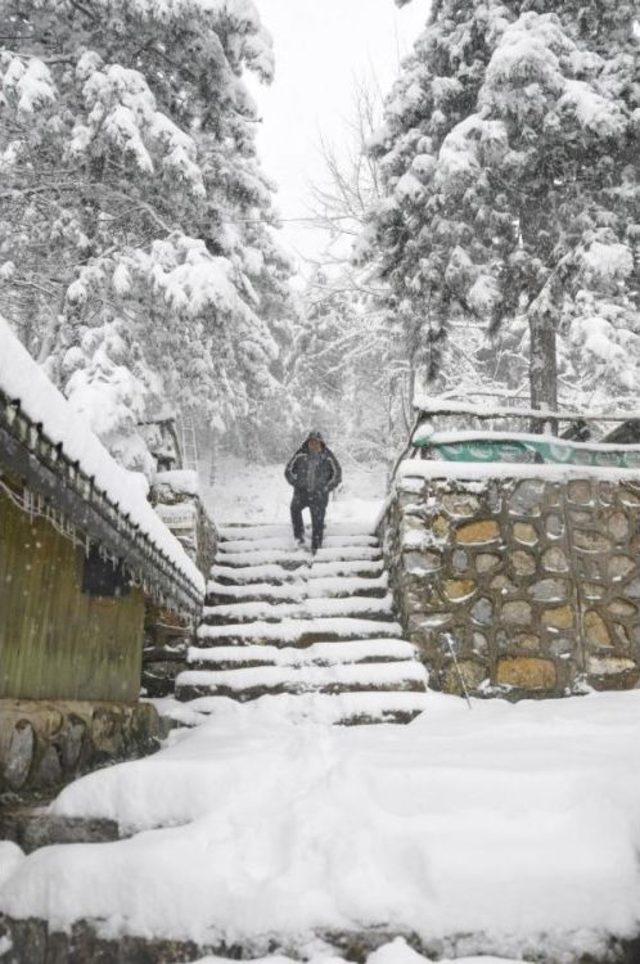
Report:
0,317,204,612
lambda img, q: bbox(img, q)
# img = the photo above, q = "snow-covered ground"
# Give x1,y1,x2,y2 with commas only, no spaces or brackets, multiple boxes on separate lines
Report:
2,689,640,960
202,454,387,530
3,468,640,961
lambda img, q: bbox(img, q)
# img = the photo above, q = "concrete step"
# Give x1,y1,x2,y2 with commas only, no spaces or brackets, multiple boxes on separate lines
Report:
205,573,389,606
219,534,378,553
218,522,375,540
175,659,427,702
211,559,384,585
187,638,420,671
201,595,395,626
217,545,382,568
196,616,403,648
174,690,429,725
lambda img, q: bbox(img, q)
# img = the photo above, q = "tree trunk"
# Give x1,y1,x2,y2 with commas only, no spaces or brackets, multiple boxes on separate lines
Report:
528,309,558,435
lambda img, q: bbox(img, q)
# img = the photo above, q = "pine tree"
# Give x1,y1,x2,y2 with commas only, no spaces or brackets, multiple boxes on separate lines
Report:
0,0,291,470
364,0,640,415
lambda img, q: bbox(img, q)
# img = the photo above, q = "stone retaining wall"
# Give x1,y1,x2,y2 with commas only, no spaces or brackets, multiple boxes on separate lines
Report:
383,473,640,699
0,699,161,796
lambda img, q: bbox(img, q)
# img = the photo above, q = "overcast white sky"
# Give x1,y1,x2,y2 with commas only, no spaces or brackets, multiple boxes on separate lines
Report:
248,0,430,268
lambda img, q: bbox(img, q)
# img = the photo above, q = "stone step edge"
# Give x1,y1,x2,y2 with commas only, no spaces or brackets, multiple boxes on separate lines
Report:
175,679,426,702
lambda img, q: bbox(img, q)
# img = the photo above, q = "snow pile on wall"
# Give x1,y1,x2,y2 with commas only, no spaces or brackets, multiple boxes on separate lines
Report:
190,938,520,964
2,691,640,958
0,317,204,594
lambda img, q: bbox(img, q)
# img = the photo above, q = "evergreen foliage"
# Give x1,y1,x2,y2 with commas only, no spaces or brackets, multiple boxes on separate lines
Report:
364,0,640,412
0,0,294,470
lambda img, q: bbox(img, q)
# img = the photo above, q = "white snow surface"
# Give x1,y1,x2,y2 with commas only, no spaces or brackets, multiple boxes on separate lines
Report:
187,639,417,667
0,317,204,594
4,691,640,958
197,616,403,642
206,573,389,601
217,545,381,566
201,595,393,622
177,660,425,693
210,559,384,584
187,940,520,964
398,459,640,484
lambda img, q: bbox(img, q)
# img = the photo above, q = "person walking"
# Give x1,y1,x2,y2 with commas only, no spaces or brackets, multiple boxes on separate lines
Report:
285,431,342,553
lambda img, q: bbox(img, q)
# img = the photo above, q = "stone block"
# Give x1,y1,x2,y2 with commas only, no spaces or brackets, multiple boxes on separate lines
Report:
497,657,557,691
573,530,611,553
444,579,477,602
549,637,574,657
608,598,637,618
490,574,517,594
501,600,532,626
619,486,640,507
471,597,493,625
36,744,62,787
509,480,546,516
545,514,564,539
441,494,481,518
452,549,469,572
587,655,639,690
625,579,640,599
404,551,442,576
583,582,605,600
3,720,35,790
607,511,630,542
607,556,636,582
531,579,568,603
472,632,488,654
510,550,536,577
455,520,500,545
476,552,501,573
570,510,594,527
542,605,574,630
430,515,451,540
408,612,453,633
542,547,569,572
443,659,488,695
613,623,631,647
513,522,538,545
568,480,593,505
598,481,615,504
584,611,611,649
512,633,542,653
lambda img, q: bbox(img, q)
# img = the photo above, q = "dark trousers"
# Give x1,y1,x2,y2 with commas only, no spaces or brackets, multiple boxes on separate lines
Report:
291,489,328,550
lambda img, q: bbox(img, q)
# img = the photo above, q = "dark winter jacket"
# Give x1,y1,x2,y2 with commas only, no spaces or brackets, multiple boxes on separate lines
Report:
285,439,342,496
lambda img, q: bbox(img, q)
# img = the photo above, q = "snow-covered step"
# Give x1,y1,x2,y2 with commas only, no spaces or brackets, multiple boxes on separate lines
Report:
219,534,378,553
211,559,384,585
218,522,375,540
177,690,429,725
188,638,418,671
206,573,389,606
197,616,403,648
176,659,426,702
202,595,395,626
217,545,382,568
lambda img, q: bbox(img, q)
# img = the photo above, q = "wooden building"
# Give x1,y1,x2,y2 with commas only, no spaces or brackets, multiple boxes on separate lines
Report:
0,320,204,709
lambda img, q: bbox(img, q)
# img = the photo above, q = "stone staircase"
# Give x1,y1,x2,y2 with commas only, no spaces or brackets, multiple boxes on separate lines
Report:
175,522,429,725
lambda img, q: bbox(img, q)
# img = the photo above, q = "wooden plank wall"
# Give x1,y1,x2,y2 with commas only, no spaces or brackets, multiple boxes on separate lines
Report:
0,488,145,701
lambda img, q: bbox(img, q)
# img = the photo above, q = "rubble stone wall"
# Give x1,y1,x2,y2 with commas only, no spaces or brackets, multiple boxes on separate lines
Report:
0,699,162,796
382,473,640,699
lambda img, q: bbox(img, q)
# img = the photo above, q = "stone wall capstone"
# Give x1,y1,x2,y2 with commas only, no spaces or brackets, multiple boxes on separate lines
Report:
383,473,640,699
